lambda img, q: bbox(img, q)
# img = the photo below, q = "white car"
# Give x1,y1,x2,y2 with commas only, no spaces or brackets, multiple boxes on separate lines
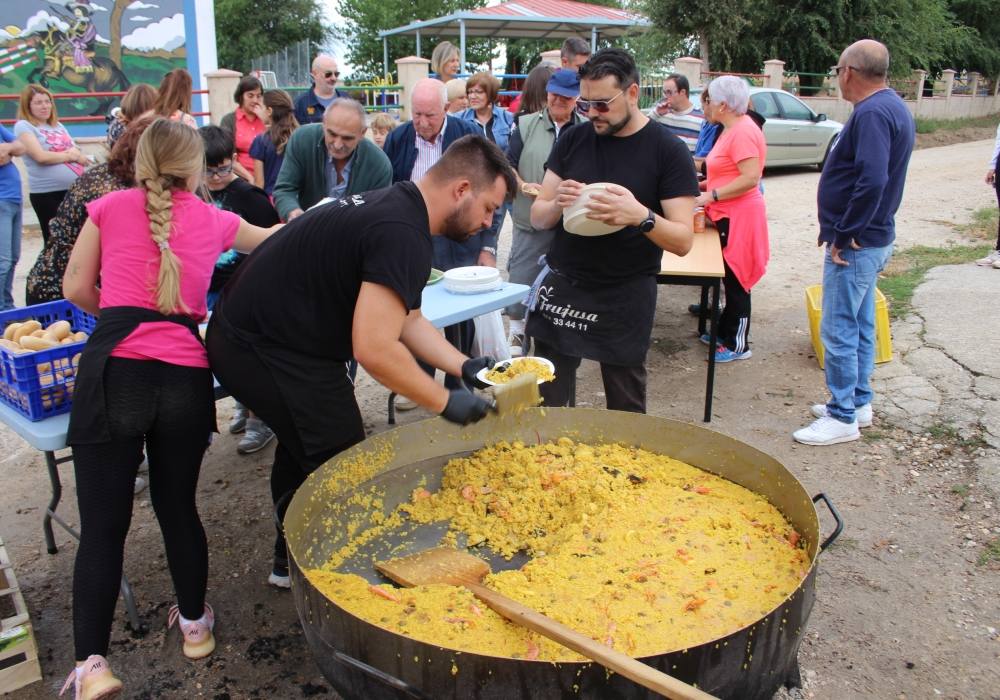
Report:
692,87,843,168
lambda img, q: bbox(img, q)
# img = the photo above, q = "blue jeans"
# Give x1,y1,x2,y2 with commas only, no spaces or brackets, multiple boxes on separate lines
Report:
0,200,21,311
820,243,893,423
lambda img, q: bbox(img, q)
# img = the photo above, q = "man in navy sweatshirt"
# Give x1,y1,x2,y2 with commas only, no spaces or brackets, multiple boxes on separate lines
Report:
794,39,915,446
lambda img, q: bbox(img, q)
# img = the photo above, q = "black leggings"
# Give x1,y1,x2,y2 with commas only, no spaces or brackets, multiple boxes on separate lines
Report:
28,190,67,246
205,328,365,569
71,358,214,660
715,218,752,353
534,338,647,413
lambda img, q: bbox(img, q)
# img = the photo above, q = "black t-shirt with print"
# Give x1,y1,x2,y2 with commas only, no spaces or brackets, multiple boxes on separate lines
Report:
220,181,432,361
545,119,700,284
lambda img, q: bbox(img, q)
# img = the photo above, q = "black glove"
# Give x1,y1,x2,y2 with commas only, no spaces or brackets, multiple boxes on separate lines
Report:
441,388,495,425
462,356,496,389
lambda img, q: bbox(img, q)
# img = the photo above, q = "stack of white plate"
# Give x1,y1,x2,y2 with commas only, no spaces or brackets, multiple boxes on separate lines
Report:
563,182,623,236
443,266,502,294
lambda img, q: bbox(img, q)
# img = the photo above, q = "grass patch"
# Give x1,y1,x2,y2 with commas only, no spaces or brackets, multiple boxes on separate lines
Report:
977,537,1000,566
862,429,888,442
880,244,992,319
958,206,1000,241
915,114,1000,134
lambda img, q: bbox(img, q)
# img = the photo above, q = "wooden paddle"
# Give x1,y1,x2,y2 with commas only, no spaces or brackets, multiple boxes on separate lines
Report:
375,547,718,700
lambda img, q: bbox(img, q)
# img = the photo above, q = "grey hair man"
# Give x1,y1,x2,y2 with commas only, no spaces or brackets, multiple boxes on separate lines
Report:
294,54,350,124
560,36,591,71
793,39,915,446
273,98,393,220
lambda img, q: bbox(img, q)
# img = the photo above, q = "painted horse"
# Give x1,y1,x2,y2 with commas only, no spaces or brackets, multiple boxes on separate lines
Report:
26,26,129,115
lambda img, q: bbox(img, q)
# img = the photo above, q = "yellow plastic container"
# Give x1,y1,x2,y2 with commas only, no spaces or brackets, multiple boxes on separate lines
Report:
805,285,892,369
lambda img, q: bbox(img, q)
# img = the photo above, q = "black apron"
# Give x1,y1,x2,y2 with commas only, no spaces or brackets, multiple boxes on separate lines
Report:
525,264,657,367
67,306,213,446
208,299,357,457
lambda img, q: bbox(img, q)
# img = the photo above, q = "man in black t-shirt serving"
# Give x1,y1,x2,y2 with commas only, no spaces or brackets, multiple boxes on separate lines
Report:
206,136,516,588
527,49,700,413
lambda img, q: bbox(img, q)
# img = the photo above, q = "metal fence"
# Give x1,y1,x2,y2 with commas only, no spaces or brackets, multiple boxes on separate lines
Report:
250,40,314,88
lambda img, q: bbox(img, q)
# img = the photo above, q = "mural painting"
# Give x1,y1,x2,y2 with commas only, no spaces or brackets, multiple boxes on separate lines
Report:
0,1,193,133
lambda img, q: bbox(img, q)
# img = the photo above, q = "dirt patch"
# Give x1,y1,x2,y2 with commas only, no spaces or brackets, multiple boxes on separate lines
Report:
915,125,998,150
1,139,998,699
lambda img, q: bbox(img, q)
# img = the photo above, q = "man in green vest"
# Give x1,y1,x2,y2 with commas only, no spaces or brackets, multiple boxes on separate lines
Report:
272,98,393,220
504,68,584,354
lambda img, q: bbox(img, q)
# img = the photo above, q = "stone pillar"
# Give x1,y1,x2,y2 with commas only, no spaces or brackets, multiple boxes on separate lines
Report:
941,69,956,101
539,49,561,67
763,59,784,90
396,56,430,121
912,69,926,104
674,56,704,88
204,69,242,125
968,71,980,97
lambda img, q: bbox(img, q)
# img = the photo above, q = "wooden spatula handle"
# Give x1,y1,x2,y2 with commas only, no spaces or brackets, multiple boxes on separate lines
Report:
466,582,717,700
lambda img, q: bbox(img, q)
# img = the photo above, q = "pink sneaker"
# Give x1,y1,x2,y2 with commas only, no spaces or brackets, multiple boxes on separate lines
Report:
167,602,216,659
59,655,123,700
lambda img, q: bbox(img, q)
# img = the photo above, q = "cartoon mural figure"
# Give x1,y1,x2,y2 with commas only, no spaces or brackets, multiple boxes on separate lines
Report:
65,2,98,73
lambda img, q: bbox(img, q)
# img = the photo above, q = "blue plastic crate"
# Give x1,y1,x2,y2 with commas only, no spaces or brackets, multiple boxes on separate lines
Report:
0,300,95,421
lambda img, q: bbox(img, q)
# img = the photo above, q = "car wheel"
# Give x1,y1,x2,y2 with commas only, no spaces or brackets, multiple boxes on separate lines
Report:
818,136,837,171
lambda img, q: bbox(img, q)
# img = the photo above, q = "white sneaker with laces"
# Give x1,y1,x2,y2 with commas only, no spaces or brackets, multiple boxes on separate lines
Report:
811,403,873,428
793,416,860,446
975,249,1000,266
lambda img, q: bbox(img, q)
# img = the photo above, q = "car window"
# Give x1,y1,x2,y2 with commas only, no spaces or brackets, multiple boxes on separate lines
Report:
773,92,815,121
750,92,780,119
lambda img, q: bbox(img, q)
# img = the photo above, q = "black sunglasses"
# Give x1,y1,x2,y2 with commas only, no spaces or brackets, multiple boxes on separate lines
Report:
575,89,625,115
324,70,341,79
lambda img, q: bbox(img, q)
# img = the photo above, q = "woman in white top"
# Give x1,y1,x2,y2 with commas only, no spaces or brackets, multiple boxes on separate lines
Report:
977,122,1000,268
14,84,89,246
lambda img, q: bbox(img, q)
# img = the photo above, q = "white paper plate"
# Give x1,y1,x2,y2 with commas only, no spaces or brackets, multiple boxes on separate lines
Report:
476,357,556,386
443,266,502,294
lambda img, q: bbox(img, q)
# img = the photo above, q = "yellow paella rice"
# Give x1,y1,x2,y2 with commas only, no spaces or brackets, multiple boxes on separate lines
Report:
305,438,809,661
484,358,555,384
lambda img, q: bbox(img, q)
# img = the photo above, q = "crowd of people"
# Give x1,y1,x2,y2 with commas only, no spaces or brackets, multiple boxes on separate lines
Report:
0,37,927,699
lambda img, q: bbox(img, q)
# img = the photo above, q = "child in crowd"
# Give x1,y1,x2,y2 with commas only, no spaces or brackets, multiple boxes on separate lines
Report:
60,118,278,700
201,125,281,455
368,112,396,148
249,90,298,196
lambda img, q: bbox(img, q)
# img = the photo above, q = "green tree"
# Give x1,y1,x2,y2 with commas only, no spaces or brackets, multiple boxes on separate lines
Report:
215,0,329,73
947,0,1000,75
336,0,495,81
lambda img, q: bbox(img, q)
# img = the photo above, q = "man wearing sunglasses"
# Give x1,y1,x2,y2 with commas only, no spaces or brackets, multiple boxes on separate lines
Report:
527,48,700,413
294,54,350,125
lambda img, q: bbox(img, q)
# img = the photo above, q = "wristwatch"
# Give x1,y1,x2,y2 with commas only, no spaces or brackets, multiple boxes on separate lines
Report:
481,246,497,255
639,208,656,233
711,189,720,202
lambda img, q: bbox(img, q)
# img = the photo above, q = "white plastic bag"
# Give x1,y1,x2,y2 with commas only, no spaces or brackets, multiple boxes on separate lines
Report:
472,310,511,362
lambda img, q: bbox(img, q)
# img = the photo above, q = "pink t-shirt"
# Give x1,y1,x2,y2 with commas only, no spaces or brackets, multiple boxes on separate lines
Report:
86,189,240,367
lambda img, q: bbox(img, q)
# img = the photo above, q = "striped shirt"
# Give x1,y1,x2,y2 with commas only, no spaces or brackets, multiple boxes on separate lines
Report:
410,119,447,180
649,105,706,154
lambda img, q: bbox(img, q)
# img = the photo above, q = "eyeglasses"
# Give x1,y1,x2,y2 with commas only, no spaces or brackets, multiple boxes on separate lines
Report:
204,163,234,178
323,70,341,79
575,90,625,115
662,88,677,97
467,88,487,96
831,65,859,76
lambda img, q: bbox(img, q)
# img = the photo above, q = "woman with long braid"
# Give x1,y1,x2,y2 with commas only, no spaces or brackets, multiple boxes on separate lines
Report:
59,118,279,700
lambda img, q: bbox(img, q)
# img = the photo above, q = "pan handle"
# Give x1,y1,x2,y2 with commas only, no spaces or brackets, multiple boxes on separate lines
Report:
331,649,433,700
812,492,844,551
273,489,295,534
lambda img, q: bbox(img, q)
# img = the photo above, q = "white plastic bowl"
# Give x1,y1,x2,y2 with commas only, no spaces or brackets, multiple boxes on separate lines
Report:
562,182,623,237
442,266,502,294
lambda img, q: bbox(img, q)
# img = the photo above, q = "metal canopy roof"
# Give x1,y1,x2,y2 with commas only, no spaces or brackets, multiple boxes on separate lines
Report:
379,0,650,41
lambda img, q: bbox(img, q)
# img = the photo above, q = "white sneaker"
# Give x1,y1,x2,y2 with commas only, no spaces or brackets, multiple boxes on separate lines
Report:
975,250,1000,266
395,395,418,411
133,476,147,495
811,403,873,428
793,416,860,445
268,571,291,589
994,258,1000,270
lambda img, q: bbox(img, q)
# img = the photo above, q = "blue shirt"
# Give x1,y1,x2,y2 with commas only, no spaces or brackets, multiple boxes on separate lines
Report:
326,150,355,200
818,88,915,249
248,132,282,196
694,122,720,158
0,125,21,203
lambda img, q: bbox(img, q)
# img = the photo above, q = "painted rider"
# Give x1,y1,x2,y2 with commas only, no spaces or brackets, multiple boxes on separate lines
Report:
65,1,97,73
